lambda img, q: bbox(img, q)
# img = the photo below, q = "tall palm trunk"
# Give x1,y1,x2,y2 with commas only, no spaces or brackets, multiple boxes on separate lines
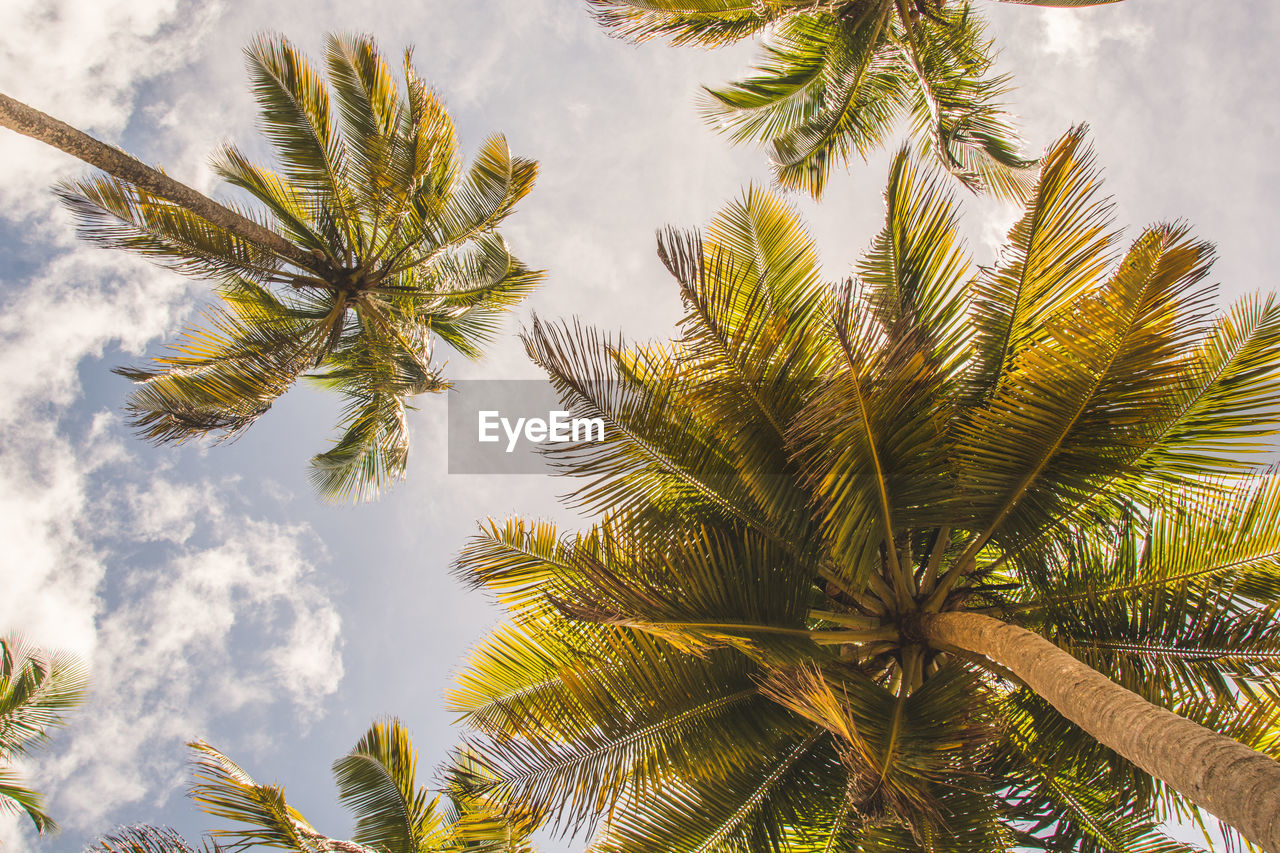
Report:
924,611,1280,852
0,91,322,274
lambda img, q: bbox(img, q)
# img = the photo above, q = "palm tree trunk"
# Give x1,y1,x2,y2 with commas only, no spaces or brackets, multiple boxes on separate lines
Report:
0,91,322,274
923,610,1280,852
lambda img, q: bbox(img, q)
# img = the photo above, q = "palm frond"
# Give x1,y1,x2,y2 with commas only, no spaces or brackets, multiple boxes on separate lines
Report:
86,825,215,853
116,281,318,445
0,768,58,835
243,32,362,251
586,0,775,46
896,6,1035,201
189,740,322,850
0,635,89,759
55,174,287,283
333,719,447,853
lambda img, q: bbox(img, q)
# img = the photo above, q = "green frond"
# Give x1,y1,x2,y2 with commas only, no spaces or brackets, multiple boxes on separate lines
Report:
0,635,87,835
325,33,404,228
448,616,617,741
189,740,321,850
590,728,836,853
523,317,772,537
243,32,361,249
1129,293,1280,485
55,174,287,283
0,768,58,835
334,719,447,853
442,752,540,853
760,663,994,825
0,635,89,759
897,6,1035,201
209,143,338,260
116,282,318,445
965,124,1117,398
452,609,799,836
702,12,910,197
419,232,544,359
433,135,537,251
307,375,417,503
586,0,773,46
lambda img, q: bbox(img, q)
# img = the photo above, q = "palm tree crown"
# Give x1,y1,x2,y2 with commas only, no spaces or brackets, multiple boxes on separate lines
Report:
449,127,1280,851
89,719,535,853
58,33,540,501
0,634,88,836
587,0,1120,199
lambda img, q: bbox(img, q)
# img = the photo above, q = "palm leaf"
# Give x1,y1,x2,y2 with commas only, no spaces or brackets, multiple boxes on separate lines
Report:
189,740,322,850
333,719,448,853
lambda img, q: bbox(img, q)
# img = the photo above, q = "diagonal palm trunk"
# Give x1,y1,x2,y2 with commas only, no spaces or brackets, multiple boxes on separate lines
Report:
0,91,322,274
924,611,1280,852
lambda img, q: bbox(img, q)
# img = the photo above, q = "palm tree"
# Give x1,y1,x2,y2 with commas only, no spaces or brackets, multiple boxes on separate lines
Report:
88,719,535,853
449,126,1280,851
587,0,1120,199
1,33,540,501
0,634,89,836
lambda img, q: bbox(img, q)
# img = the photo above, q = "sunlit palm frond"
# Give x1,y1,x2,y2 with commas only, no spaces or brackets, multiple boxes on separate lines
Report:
210,143,337,261
703,11,910,197
243,33,360,250
896,6,1035,201
334,719,449,853
608,0,1042,197
55,174,286,282
588,727,839,853
418,232,542,359
116,283,318,445
0,768,58,835
586,0,776,46
0,635,87,835
1127,293,1280,487
524,318,771,537
0,636,89,759
189,740,323,851
306,343,437,503
453,609,796,837
432,135,537,251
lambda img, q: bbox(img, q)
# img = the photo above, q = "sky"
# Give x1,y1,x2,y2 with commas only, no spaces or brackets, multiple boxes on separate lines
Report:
1,1,1277,851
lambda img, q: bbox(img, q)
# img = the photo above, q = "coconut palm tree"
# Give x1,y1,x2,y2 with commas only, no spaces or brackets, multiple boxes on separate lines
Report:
88,719,535,853
0,32,540,501
0,635,89,836
587,0,1120,199
449,126,1280,851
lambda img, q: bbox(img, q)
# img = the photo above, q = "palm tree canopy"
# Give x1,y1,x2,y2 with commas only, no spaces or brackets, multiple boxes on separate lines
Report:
57,33,541,501
0,634,89,836
450,126,1280,851
88,718,535,853
587,0,1120,199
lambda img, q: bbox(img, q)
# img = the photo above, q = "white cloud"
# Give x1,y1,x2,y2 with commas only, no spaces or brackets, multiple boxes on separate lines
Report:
1038,6,1152,64
0,406,344,843
0,0,224,217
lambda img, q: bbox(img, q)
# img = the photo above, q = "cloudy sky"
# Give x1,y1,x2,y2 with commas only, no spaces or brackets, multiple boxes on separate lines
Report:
1,1,1277,851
